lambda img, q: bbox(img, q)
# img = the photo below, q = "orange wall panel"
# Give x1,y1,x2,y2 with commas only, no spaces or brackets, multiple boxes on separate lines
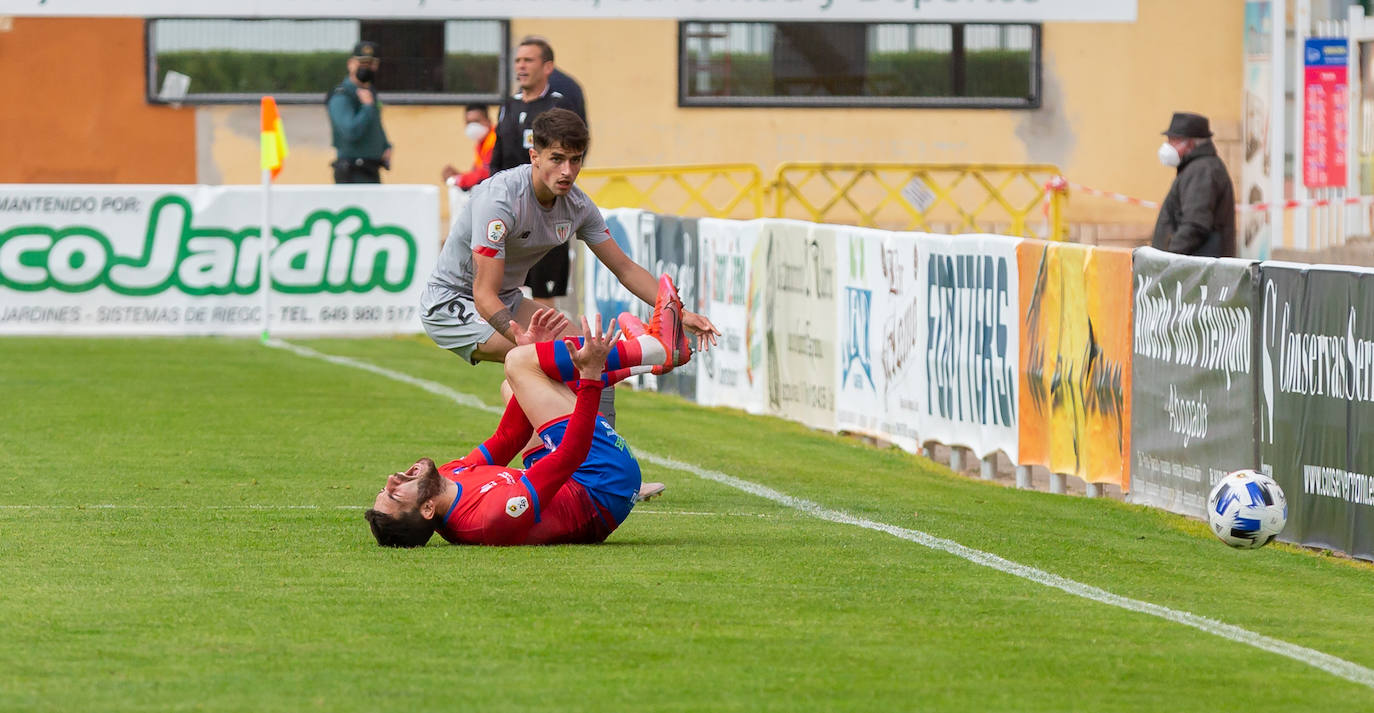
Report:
0,18,195,184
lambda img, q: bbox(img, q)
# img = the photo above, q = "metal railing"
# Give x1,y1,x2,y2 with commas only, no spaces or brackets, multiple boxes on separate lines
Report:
577,163,765,221
579,162,1066,240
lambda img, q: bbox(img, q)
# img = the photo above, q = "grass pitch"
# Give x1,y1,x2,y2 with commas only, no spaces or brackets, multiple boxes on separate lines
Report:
3,336,1374,712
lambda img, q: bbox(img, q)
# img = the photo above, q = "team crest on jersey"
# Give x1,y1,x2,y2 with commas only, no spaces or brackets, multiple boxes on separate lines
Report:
505,496,529,518
555,221,572,242
486,219,507,244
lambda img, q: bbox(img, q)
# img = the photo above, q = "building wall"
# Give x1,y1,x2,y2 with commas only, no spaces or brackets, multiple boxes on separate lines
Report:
7,6,1244,242
0,18,196,184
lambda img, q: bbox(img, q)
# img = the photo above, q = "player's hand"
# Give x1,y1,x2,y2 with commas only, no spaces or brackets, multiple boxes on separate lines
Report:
572,314,619,379
357,87,375,105
683,310,721,351
441,164,458,181
509,308,570,346
381,147,393,169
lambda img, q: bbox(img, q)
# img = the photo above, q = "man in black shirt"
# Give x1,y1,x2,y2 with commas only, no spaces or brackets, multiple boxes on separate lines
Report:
491,37,580,307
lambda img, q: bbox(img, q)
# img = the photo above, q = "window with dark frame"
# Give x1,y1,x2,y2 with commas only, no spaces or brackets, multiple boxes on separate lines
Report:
146,18,508,105
679,21,1040,108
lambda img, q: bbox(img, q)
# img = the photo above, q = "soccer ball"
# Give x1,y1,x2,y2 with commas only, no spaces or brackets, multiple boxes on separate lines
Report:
1206,469,1287,549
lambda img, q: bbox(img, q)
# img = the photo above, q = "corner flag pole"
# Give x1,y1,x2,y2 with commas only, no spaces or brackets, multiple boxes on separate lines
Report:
260,165,273,342
259,96,289,342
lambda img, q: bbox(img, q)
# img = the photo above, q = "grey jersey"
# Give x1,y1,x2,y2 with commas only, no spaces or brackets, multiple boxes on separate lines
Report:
422,164,610,311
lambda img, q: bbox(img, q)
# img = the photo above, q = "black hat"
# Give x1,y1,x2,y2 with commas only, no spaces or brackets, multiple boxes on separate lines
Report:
352,41,379,60
1162,112,1212,138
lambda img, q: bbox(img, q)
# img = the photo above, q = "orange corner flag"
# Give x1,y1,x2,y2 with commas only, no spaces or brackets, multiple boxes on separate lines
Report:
260,96,289,180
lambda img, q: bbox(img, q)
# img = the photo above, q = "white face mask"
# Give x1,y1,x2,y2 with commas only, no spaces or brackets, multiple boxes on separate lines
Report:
1157,141,1181,167
465,122,488,142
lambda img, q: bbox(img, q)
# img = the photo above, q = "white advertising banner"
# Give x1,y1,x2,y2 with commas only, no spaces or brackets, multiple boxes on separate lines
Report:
914,233,1021,459
696,218,767,414
8,0,1138,22
0,185,438,336
760,220,837,432
874,230,924,453
835,226,891,440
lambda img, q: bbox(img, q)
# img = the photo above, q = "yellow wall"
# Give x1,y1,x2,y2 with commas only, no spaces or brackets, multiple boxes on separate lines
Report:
198,1,1243,234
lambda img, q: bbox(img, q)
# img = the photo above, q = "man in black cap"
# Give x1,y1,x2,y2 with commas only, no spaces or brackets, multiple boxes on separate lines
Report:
1151,111,1237,257
327,41,393,184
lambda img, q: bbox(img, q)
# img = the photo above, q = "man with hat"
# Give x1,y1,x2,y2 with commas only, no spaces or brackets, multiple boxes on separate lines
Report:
327,41,393,184
1151,111,1237,257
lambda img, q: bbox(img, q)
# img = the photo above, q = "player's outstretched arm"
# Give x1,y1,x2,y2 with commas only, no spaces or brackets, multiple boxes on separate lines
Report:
519,315,618,503
586,240,721,350
570,314,619,379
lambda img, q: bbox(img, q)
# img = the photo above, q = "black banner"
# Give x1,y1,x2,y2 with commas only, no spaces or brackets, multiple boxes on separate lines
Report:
1130,249,1259,518
1259,264,1374,559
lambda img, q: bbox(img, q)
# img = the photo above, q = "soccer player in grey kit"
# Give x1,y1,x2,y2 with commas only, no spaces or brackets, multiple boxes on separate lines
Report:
420,108,719,428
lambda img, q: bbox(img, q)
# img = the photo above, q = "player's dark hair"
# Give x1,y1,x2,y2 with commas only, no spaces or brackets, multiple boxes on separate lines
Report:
531,108,589,154
364,508,437,548
518,36,554,63
464,103,489,117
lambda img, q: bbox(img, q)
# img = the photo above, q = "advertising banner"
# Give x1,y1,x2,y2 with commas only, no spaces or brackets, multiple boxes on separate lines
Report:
1130,248,1259,518
1018,241,1133,489
916,233,1021,460
0,184,437,336
11,0,1139,22
758,220,836,432
876,231,925,453
1302,38,1350,189
835,226,891,440
697,219,766,414
1259,264,1374,559
643,214,700,400
582,208,648,325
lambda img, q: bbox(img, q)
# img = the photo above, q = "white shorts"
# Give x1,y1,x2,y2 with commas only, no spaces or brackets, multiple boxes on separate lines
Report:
420,287,524,364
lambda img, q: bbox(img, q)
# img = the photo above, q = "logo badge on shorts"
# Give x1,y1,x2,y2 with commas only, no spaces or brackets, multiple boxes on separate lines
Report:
555,221,572,242
486,219,507,244
505,496,529,518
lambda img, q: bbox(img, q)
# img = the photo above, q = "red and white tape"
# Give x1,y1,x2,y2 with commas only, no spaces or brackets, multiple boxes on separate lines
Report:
1047,176,1374,213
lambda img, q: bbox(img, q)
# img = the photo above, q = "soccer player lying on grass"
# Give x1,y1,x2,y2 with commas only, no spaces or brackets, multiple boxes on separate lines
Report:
364,280,690,548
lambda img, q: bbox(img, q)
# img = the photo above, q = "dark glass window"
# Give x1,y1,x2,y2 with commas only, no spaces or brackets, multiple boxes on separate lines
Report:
146,18,507,105
680,22,1039,108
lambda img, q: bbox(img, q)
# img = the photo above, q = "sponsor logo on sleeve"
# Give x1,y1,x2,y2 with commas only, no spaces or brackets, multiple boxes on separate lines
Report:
486,219,507,244
505,496,529,518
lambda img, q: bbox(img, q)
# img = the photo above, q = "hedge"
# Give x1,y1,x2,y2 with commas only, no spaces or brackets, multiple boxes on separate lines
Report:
154,51,501,96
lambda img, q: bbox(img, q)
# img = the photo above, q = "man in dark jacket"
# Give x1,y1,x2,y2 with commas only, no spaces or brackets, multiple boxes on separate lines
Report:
1151,112,1237,257
327,41,392,184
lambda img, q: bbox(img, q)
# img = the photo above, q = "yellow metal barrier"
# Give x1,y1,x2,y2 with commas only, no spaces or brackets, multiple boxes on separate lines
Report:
772,163,1066,240
577,164,764,220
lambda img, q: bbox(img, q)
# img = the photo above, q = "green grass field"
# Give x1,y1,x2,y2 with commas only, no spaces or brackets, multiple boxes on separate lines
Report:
4,336,1374,712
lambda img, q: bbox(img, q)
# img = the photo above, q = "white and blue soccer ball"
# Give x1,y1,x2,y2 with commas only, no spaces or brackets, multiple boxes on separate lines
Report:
1206,469,1287,549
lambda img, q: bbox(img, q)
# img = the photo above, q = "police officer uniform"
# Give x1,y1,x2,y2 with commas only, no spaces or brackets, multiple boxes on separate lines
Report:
328,41,391,184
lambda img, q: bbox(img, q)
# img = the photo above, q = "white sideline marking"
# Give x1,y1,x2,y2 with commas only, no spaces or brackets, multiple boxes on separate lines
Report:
264,338,1374,690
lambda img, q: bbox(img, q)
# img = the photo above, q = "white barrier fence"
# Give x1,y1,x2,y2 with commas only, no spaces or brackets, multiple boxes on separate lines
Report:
0,184,438,336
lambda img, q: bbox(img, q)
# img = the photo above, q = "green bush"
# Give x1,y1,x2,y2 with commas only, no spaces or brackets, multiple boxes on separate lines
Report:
156,50,500,96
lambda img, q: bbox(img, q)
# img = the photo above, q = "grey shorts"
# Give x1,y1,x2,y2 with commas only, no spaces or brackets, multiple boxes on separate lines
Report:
420,288,523,365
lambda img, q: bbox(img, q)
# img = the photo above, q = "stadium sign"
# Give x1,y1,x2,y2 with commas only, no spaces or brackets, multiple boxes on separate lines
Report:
0,185,438,336
1,0,1138,22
